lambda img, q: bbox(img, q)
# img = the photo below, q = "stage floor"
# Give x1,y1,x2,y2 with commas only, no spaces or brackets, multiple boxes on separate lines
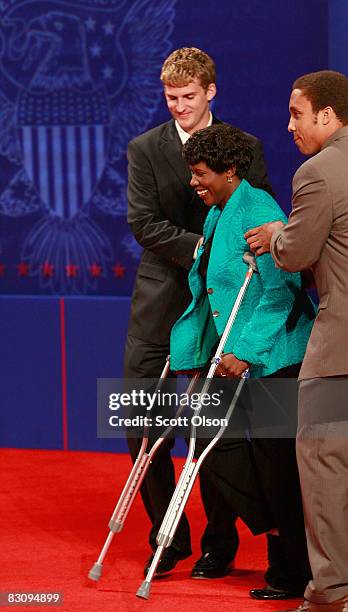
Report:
1,449,301,611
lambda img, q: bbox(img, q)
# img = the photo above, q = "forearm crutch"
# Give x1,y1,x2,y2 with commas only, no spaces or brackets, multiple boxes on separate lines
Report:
88,359,200,581
136,251,258,599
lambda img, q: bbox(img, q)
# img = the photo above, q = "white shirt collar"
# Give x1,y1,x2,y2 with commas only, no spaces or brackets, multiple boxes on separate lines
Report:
175,112,213,145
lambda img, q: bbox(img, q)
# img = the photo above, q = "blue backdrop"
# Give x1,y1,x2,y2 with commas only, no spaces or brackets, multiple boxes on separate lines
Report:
0,0,347,451
0,0,329,296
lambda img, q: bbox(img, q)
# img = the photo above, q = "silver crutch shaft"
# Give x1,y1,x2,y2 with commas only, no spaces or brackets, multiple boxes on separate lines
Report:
136,465,196,600
88,356,171,581
136,253,258,599
152,378,201,544
89,362,199,581
137,377,247,599
157,462,196,547
109,372,200,537
208,255,256,379
156,260,256,542
136,545,165,599
88,450,152,581
108,448,151,533
158,375,247,549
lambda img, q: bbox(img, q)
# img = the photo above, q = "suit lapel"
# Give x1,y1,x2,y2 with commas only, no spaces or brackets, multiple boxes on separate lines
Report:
159,116,223,189
159,121,192,189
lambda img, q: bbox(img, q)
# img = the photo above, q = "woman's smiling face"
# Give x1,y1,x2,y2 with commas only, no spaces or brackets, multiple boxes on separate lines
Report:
190,161,233,207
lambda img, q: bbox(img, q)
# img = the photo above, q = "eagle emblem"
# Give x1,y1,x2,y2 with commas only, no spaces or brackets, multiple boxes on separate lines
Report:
0,0,176,292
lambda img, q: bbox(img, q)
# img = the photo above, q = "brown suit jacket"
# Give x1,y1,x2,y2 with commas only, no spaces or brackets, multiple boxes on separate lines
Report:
271,125,348,379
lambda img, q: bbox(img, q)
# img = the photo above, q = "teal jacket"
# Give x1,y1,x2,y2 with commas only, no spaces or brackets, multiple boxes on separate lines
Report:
170,180,315,377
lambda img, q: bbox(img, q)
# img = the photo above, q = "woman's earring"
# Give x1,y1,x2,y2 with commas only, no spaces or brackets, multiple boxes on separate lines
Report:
227,176,233,183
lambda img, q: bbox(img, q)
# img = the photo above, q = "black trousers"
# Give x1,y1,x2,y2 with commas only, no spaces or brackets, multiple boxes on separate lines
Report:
196,363,311,589
124,334,247,559
125,333,310,586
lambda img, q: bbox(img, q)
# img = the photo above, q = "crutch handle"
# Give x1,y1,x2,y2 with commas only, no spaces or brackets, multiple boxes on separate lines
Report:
243,251,258,271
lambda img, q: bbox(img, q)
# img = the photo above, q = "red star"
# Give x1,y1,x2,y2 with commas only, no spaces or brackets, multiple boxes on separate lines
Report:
112,262,126,278
0,263,6,277
89,263,102,277
66,264,79,278
17,262,30,277
42,261,54,277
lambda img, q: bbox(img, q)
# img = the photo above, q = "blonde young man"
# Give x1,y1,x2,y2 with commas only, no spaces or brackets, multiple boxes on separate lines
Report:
245,70,348,612
124,47,272,579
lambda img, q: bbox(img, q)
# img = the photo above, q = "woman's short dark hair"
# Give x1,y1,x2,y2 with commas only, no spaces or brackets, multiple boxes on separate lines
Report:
183,124,253,178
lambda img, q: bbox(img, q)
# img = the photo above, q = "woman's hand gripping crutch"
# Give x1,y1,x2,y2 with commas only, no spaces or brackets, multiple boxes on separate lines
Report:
88,357,200,582
136,251,258,600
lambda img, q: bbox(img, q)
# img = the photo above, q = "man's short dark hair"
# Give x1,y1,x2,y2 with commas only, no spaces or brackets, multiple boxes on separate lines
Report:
183,124,253,179
293,70,348,125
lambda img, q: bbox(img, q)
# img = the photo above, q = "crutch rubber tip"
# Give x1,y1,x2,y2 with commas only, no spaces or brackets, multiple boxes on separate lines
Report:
136,581,151,599
88,563,103,581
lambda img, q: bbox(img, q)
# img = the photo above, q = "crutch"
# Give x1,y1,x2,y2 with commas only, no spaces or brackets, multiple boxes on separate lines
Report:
88,358,200,581
136,251,258,599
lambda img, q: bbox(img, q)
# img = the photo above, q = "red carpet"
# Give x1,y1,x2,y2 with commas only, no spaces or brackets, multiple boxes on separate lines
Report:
0,449,301,611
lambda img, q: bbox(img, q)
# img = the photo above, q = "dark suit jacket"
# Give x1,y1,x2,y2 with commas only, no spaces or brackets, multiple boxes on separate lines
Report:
271,126,348,379
127,117,273,345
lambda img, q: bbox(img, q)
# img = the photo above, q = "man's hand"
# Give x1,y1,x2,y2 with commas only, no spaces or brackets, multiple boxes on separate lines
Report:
244,221,285,255
216,353,250,378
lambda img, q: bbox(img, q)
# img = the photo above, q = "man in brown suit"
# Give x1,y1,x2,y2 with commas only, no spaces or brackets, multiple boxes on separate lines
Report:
245,70,348,612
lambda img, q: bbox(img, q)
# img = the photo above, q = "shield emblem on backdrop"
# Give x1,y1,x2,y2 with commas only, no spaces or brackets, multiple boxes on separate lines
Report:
17,87,110,216
0,0,176,293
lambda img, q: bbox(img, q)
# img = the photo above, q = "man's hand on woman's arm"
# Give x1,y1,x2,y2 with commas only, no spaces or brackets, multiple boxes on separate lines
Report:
244,221,285,255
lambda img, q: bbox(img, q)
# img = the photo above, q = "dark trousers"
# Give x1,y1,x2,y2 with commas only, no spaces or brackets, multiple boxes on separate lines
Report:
261,363,310,590
124,334,241,558
124,335,310,586
195,363,311,589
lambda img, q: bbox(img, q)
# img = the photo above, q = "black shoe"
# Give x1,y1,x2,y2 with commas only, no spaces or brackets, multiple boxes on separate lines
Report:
249,586,304,600
144,546,191,578
191,552,232,579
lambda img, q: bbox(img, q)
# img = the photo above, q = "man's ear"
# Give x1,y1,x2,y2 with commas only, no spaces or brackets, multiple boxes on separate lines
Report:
206,83,217,102
321,106,334,125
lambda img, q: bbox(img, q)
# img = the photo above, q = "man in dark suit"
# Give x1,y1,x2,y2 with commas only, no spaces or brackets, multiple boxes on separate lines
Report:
245,70,348,612
124,47,273,579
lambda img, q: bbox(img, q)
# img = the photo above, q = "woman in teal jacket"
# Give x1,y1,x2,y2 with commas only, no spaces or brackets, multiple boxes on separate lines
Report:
170,124,315,598
170,133,313,377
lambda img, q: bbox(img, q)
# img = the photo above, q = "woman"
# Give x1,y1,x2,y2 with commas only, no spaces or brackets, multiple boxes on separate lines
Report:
170,124,315,598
